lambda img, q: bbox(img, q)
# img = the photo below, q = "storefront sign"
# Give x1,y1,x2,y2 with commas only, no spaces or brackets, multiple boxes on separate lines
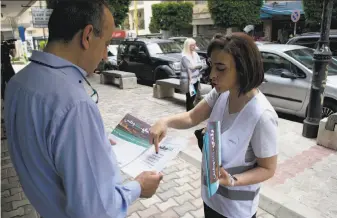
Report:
31,8,53,28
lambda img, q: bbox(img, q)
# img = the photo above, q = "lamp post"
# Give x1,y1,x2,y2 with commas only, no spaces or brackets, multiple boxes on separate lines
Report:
302,0,334,138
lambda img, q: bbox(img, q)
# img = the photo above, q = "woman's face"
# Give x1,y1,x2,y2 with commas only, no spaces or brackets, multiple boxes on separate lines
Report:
189,43,196,51
209,49,238,93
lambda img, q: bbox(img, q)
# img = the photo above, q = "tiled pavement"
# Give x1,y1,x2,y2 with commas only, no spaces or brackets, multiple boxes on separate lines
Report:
1,71,275,217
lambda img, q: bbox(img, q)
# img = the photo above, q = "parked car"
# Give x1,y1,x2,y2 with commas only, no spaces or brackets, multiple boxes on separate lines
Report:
286,31,337,58
258,44,337,118
96,45,119,72
117,37,208,83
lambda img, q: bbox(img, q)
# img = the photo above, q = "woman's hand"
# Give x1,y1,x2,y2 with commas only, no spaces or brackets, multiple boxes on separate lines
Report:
218,168,233,187
150,119,168,153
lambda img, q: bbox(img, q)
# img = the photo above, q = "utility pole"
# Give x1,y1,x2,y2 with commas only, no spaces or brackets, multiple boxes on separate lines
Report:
302,0,334,138
133,0,138,35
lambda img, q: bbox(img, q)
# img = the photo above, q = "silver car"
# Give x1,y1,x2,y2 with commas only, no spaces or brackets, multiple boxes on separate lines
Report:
258,44,337,118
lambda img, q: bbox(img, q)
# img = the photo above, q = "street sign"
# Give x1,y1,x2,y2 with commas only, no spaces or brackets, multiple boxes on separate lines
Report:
31,8,53,28
291,10,301,23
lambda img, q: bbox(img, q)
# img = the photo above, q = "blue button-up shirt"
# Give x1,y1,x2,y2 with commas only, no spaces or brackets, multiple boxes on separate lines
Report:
4,51,141,218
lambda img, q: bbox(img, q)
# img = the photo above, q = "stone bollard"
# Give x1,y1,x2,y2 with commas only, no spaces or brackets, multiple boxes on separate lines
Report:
317,113,337,150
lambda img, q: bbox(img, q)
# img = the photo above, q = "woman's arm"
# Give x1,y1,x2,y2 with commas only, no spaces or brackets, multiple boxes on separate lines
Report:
232,156,277,186
162,99,212,129
219,110,278,186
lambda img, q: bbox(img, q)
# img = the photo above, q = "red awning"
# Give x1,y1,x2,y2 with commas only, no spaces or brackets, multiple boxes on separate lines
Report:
112,30,126,38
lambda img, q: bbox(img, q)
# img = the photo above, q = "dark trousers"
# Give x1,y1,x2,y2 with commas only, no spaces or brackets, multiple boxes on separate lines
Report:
185,81,199,112
204,203,257,218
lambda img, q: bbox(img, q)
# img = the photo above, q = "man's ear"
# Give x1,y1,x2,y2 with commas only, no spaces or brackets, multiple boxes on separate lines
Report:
81,25,94,50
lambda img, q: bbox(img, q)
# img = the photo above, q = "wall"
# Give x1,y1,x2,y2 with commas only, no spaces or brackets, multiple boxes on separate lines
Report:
128,1,161,35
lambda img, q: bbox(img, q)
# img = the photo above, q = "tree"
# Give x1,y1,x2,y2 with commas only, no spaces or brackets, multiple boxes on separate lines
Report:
149,17,160,33
46,0,131,27
207,0,263,29
302,0,337,31
150,2,193,35
107,0,131,27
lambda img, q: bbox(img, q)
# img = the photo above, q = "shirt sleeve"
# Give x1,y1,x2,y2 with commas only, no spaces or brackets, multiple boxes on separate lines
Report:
181,56,194,71
204,88,219,109
251,110,278,158
53,100,141,218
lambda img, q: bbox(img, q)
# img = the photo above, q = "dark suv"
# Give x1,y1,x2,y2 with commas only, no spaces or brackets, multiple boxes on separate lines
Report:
286,31,337,58
117,38,184,82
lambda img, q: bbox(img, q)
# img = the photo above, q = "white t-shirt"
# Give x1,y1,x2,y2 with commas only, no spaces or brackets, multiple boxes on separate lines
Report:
204,88,278,160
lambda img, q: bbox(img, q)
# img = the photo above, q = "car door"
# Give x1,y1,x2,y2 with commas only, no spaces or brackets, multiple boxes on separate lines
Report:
117,42,130,72
135,43,153,80
259,52,309,112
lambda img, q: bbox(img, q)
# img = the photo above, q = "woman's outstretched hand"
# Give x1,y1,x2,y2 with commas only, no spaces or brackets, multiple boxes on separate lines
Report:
149,119,168,153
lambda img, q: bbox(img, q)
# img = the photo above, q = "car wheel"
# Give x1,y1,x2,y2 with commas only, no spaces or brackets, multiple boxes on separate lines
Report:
322,100,337,118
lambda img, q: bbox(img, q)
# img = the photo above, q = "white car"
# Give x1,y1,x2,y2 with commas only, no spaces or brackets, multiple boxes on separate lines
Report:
257,44,337,118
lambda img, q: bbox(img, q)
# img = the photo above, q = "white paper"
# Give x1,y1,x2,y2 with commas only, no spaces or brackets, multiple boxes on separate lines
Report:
109,133,147,167
122,136,187,178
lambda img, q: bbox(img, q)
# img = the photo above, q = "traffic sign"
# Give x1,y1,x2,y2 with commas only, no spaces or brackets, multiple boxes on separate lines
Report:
291,10,301,23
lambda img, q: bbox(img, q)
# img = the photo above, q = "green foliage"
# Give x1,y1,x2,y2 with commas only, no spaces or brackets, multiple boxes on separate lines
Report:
207,0,263,29
149,17,160,33
46,0,131,27
39,41,47,50
107,0,131,26
150,2,193,33
302,0,337,30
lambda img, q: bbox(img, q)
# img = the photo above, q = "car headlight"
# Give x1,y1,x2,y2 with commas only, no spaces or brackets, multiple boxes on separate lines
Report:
170,62,181,71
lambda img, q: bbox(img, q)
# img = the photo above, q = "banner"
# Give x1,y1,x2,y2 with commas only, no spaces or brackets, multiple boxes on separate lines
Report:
31,8,53,28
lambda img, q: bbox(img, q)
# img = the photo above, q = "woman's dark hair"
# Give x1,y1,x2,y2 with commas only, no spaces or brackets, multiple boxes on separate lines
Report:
207,32,264,96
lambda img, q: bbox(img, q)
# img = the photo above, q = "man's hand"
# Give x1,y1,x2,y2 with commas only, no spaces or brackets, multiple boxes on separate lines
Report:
135,171,163,198
109,138,116,145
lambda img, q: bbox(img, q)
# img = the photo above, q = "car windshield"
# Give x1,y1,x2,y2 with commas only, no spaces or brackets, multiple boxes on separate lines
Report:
285,48,337,76
147,42,182,55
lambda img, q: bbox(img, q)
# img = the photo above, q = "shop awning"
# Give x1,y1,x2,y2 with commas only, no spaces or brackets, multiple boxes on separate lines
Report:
260,1,304,19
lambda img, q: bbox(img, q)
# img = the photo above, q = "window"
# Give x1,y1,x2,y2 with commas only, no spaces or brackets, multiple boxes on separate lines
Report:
147,42,182,56
285,48,337,76
127,44,138,56
294,37,318,49
118,43,127,55
261,53,293,76
330,38,337,57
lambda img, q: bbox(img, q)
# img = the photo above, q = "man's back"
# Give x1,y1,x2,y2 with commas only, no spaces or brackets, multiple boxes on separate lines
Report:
4,51,100,217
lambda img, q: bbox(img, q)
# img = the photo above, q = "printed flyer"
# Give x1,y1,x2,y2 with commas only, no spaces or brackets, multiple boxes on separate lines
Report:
109,113,187,178
203,121,221,197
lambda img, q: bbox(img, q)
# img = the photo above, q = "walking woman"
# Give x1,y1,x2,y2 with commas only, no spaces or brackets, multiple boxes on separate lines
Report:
180,38,203,111
150,33,278,218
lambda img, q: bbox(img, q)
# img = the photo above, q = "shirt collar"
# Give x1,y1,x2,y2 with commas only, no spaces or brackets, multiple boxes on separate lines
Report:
30,50,88,78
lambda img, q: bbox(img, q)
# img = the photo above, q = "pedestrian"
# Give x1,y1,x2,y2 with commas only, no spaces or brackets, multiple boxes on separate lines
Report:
180,38,203,111
150,32,278,218
4,1,162,217
1,33,16,139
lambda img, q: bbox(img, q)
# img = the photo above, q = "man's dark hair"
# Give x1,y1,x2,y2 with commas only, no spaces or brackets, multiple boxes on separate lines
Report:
207,32,264,96
48,0,110,43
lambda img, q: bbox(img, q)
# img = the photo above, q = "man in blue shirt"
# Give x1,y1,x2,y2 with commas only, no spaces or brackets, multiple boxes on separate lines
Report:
4,1,163,217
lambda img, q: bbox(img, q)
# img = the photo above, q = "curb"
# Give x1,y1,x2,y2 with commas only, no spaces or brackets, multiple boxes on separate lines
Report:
178,151,324,218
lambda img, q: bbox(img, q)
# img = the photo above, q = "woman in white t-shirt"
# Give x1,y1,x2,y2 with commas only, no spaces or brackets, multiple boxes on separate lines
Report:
150,33,278,218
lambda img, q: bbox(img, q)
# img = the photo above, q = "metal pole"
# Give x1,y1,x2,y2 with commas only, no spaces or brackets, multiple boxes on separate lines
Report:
294,22,297,36
133,0,138,35
302,0,333,138
39,0,46,40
